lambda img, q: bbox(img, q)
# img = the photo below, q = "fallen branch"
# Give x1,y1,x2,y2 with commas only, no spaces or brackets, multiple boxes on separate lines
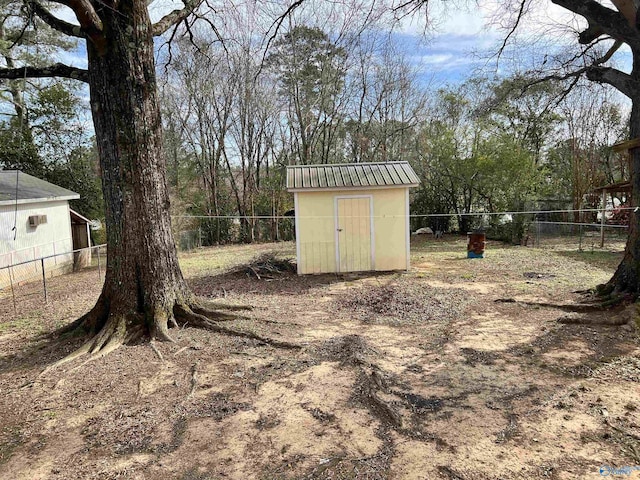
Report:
189,363,198,397
173,346,190,356
232,253,296,280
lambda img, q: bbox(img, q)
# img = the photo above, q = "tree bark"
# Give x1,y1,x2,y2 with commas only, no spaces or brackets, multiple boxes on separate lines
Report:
603,50,640,296
67,0,190,346
57,0,271,359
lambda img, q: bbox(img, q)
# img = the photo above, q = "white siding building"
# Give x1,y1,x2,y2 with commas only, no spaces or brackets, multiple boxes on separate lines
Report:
0,171,80,288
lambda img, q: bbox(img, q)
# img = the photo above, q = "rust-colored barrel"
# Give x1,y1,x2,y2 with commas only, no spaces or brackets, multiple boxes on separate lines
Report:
467,232,486,258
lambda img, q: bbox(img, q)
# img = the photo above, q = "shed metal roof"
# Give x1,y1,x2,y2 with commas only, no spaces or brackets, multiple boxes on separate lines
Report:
286,162,419,191
0,170,80,206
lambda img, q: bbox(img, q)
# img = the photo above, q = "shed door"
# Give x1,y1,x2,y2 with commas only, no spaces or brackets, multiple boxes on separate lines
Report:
336,197,372,272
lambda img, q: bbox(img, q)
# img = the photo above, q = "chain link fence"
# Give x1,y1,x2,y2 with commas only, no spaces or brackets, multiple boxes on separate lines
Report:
171,212,629,256
0,208,629,320
408,209,629,252
0,244,106,316
173,217,296,251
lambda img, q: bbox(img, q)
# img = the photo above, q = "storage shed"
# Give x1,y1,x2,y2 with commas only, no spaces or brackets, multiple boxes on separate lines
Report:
287,162,419,274
0,171,83,287
70,208,93,270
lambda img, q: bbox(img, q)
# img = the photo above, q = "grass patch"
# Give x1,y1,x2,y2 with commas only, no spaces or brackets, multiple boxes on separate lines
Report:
0,426,24,466
0,315,42,335
555,250,624,271
178,242,295,278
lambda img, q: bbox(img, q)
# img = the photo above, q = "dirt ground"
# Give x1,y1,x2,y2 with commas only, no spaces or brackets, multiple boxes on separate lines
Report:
0,236,639,479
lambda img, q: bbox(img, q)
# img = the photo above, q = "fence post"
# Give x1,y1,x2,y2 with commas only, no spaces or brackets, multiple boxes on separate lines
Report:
600,190,606,248
579,222,583,251
97,246,102,278
41,258,47,303
8,267,17,316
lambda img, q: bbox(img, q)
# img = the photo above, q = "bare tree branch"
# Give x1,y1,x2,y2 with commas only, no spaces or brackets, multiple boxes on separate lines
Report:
497,0,528,59
48,0,105,49
598,39,623,63
579,23,605,44
0,63,89,82
551,0,640,47
521,40,632,98
152,0,202,36
255,0,306,78
392,0,428,18
586,65,639,98
28,1,85,38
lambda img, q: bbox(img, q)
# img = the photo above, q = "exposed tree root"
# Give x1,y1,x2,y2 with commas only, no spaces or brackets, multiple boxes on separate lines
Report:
42,296,298,375
494,297,639,326
573,288,596,295
150,341,164,362
361,373,403,428
596,282,616,297
350,355,404,429
198,300,253,312
437,465,467,480
558,303,639,326
605,418,640,442
557,315,632,326
189,305,250,322
174,304,301,350
495,294,632,312
41,314,135,375
173,346,190,356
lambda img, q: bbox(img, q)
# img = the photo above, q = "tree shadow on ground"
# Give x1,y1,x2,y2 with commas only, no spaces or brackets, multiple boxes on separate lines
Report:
0,329,89,375
508,317,638,378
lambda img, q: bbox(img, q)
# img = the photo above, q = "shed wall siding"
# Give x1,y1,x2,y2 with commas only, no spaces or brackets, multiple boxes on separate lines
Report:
296,191,337,274
296,188,408,274
372,189,408,271
0,201,74,288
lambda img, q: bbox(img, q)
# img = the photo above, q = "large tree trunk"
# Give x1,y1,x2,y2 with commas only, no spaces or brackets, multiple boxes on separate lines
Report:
55,0,293,361
603,46,640,296
74,0,191,346
605,93,640,295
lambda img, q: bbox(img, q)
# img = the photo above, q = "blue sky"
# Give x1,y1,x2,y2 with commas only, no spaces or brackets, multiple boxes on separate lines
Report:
54,5,511,86
37,2,638,102
394,1,632,87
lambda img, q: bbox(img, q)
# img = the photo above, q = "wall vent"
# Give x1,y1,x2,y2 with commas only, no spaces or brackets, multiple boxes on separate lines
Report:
28,215,48,227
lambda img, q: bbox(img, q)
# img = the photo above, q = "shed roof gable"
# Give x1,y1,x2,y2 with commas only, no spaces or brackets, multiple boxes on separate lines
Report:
0,170,80,206
286,162,419,191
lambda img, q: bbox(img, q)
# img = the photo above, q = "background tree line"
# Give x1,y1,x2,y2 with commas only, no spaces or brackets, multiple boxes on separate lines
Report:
0,1,103,222
0,5,629,246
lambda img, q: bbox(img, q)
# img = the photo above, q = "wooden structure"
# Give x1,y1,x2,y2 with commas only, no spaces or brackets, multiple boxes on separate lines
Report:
70,209,92,270
592,139,637,247
286,162,419,274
